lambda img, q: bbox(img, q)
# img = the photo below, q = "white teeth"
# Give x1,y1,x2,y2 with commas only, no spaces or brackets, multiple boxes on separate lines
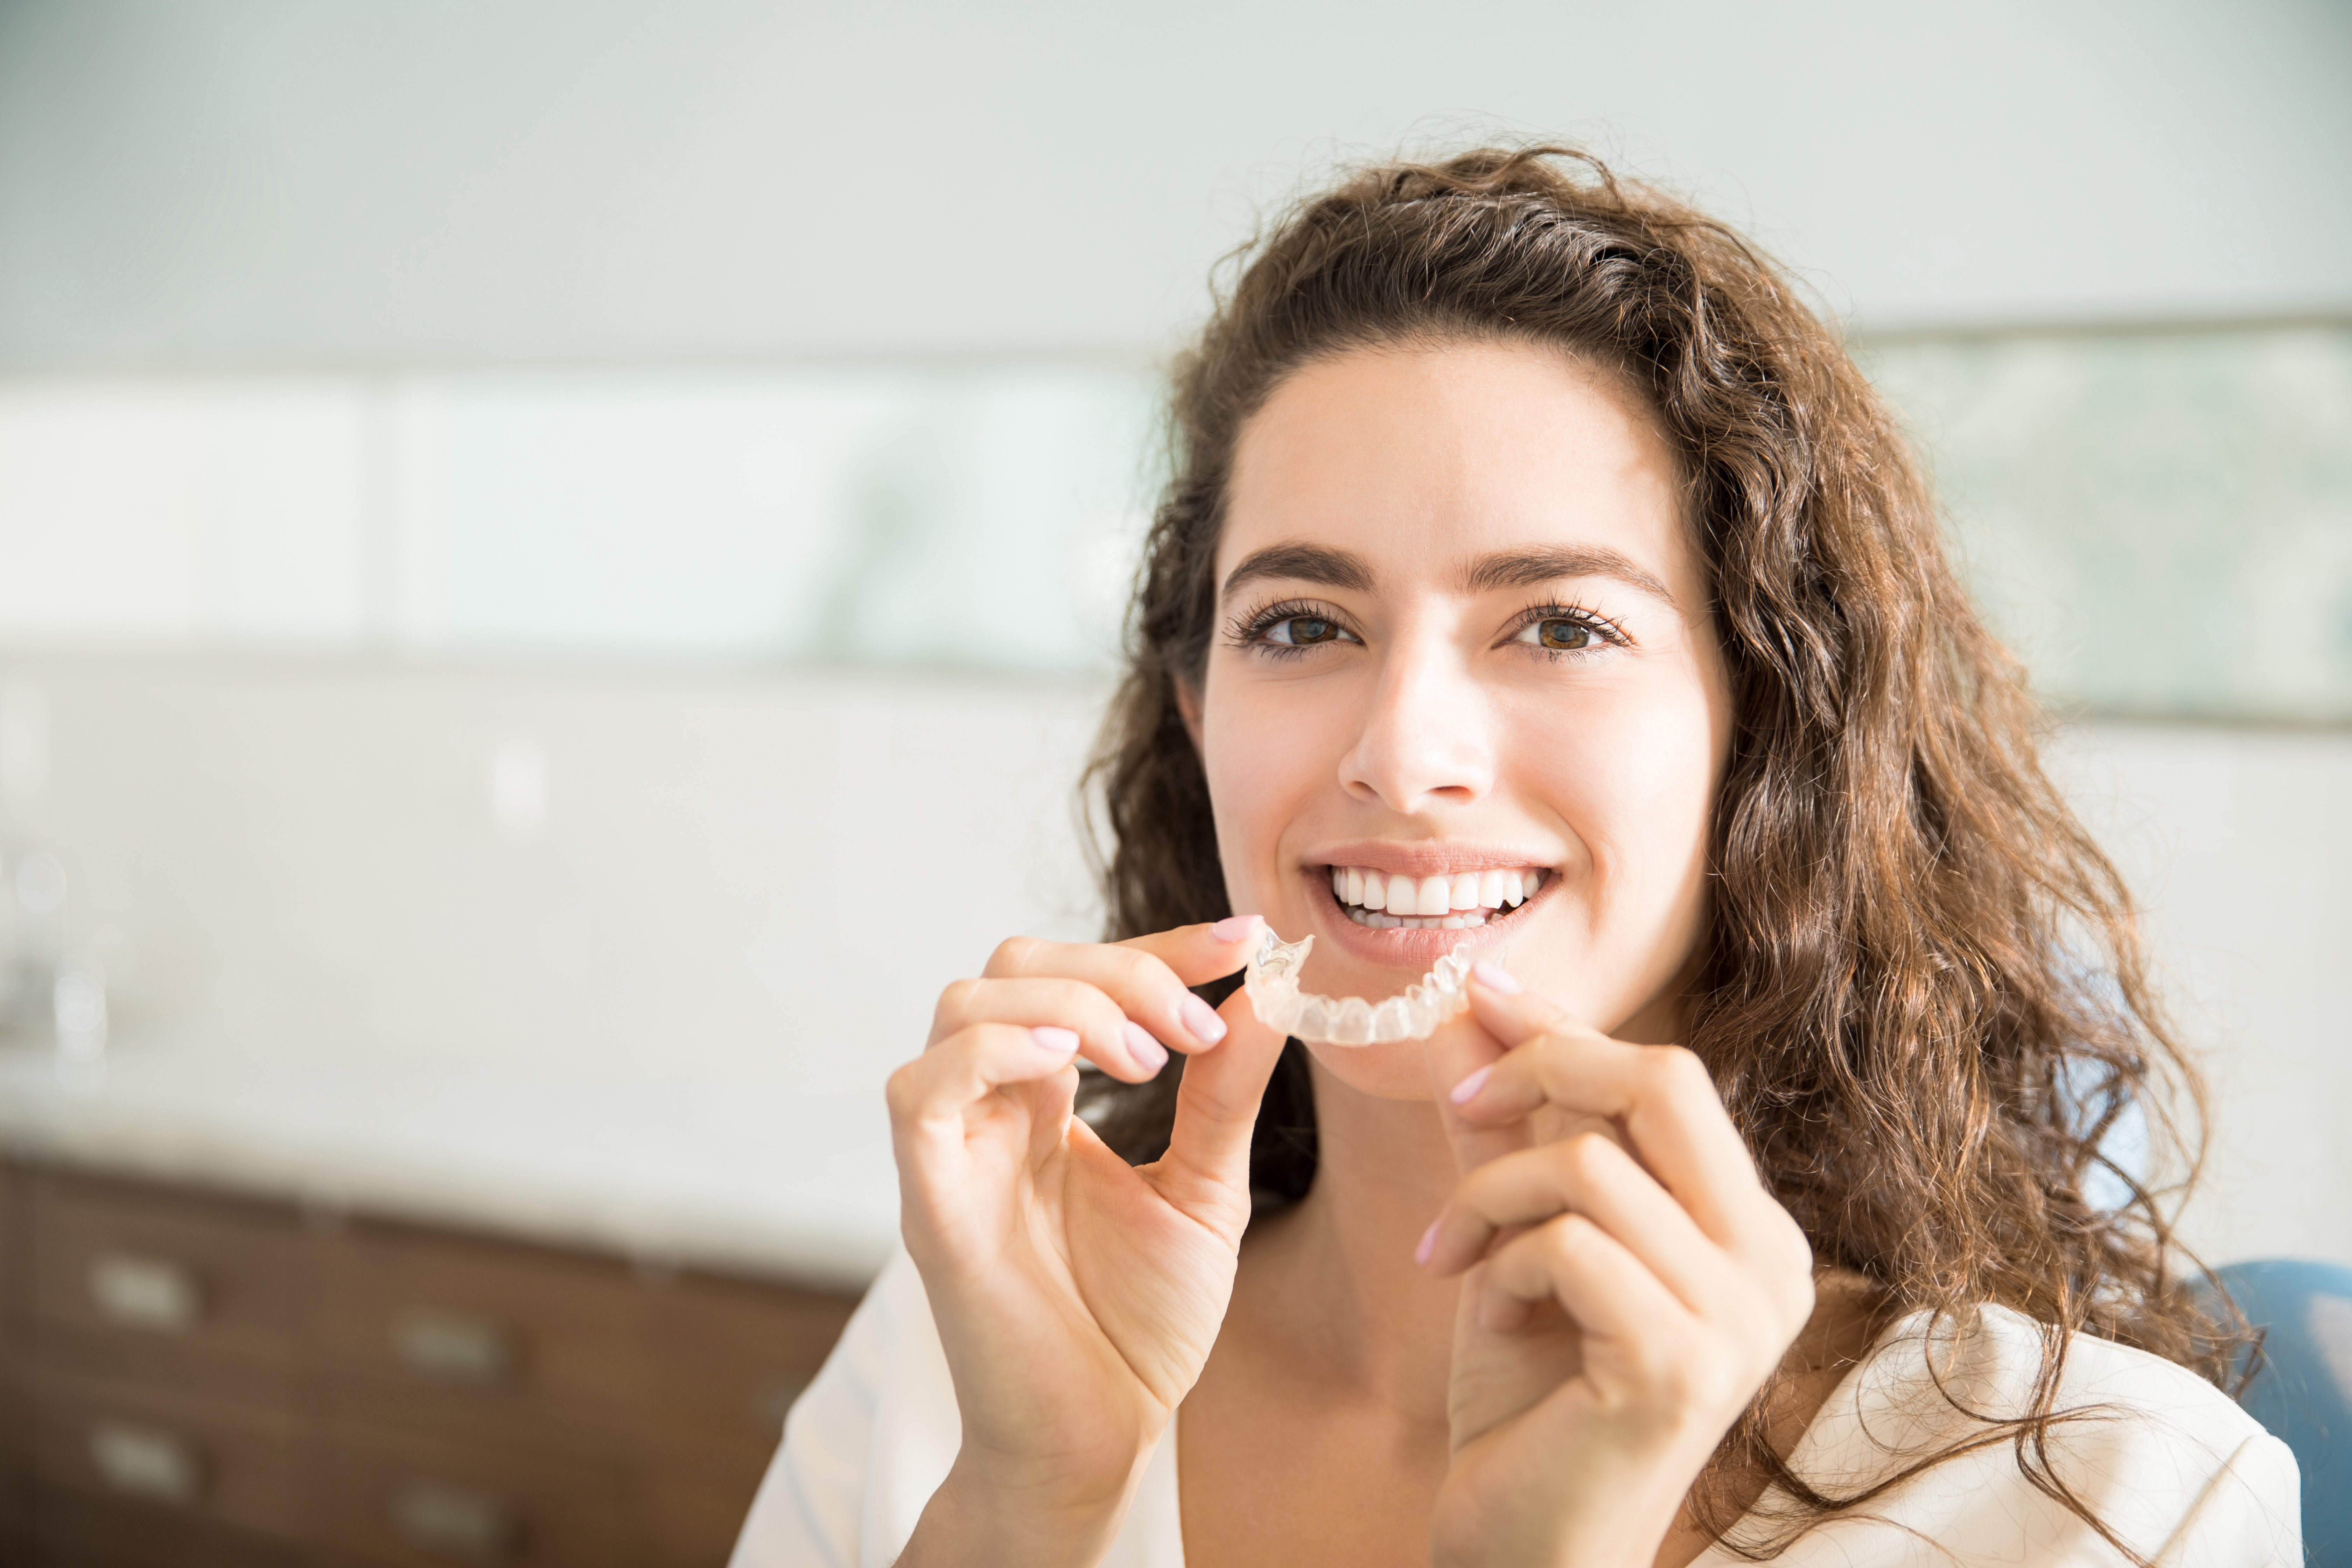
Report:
1326,863,1548,917
1388,873,1417,914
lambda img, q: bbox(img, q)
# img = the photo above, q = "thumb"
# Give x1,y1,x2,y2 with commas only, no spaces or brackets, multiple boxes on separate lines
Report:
1150,981,1290,1228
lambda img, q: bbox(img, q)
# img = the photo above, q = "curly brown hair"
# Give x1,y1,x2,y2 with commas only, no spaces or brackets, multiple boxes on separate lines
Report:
1078,146,2241,1554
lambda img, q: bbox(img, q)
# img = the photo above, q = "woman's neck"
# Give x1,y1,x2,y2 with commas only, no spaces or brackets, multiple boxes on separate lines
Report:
1236,1054,1463,1421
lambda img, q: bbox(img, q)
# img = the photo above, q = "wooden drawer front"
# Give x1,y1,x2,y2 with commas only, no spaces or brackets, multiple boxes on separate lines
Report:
30,1174,300,1391
641,1273,853,1463
34,1486,309,1568
1,1160,26,1346
644,1468,764,1568
30,1367,305,1542
317,1223,644,1435
322,1423,631,1568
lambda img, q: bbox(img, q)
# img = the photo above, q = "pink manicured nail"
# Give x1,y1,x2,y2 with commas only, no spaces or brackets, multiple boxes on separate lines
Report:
1122,1021,1169,1073
1032,1026,1080,1055
1178,993,1227,1045
1449,1064,1494,1106
1415,1219,1440,1267
1472,960,1521,995
1210,914,1262,943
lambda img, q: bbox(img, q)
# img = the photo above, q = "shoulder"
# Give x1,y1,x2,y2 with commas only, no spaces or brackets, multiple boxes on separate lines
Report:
1717,1303,2301,1567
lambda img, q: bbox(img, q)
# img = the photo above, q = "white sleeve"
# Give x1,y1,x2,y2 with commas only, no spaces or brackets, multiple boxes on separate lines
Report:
1702,1310,2304,1568
2153,1431,2303,1568
729,1249,962,1568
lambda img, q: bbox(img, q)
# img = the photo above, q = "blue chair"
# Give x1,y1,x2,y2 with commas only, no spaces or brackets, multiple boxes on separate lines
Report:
2215,1259,2352,1563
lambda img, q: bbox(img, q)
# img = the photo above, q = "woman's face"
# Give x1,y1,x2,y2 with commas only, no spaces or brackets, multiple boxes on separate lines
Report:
1193,339,1734,1099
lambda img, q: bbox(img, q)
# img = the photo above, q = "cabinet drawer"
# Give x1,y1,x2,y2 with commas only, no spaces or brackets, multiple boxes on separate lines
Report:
321,1422,632,1568
316,1221,645,1448
33,1486,309,1568
30,1173,302,1400
640,1272,853,1463
29,1366,306,1542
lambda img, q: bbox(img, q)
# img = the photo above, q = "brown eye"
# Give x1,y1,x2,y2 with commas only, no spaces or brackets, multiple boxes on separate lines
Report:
1516,618,1600,651
1267,616,1343,646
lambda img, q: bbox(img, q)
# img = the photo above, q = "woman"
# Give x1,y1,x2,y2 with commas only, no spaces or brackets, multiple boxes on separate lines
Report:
734,148,2298,1566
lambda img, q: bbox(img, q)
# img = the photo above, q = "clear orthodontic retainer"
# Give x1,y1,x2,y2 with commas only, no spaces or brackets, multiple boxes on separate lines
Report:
1242,927,1493,1045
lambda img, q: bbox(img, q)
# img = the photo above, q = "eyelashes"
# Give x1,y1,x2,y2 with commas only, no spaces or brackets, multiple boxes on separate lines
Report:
1223,596,1632,660
1505,600,1631,658
1223,598,1357,658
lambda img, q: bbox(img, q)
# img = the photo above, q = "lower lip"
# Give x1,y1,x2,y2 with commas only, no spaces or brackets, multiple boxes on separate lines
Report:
1309,874,1548,969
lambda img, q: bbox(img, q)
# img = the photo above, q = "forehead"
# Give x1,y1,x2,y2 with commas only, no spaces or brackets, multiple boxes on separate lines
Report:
1218,339,1695,594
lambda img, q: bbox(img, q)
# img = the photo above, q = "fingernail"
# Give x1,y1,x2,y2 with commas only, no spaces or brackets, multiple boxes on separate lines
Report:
1448,1064,1493,1106
1178,993,1227,1045
1032,1026,1080,1055
1415,1219,1440,1267
1472,960,1521,995
1210,914,1262,943
1122,1020,1169,1073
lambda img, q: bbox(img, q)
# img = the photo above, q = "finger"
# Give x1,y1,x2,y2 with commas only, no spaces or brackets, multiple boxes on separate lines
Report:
980,917,1264,1058
886,1022,1082,1195
1151,979,1291,1223
1419,1001,1526,1178
1422,1133,1736,1319
1480,1211,1693,1344
1454,988,1766,1246
931,975,1166,1081
1116,913,1267,986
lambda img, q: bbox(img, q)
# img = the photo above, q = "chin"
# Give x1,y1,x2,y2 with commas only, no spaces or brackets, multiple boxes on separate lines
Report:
1298,1013,1493,1102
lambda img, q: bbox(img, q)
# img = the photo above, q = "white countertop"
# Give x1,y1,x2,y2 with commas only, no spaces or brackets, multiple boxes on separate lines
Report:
0,1034,903,1292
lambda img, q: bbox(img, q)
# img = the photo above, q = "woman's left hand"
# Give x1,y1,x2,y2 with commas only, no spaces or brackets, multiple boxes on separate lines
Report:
1418,967,1818,1568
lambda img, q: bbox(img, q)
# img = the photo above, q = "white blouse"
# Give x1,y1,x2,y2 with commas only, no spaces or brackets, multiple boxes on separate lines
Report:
731,1250,2300,1567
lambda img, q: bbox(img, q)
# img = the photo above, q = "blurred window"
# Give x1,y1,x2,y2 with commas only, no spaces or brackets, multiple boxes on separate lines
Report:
1,326,2346,719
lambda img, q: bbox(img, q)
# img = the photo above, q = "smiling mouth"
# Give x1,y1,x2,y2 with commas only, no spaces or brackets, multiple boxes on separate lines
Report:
1323,865,1549,930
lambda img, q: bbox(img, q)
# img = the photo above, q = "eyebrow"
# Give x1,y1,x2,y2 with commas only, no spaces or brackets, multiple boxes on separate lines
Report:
1220,538,1676,608
1220,542,1377,600
1460,544,1677,607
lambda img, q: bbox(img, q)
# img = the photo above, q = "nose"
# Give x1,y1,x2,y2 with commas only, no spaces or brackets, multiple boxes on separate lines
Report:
1337,632,1495,814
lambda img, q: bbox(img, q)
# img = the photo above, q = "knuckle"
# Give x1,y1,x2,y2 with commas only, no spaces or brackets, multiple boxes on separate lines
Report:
1670,1345,1741,1411
987,935,1042,976
1540,1211,1598,1264
1556,1131,1618,1186
884,1061,923,1121
933,978,982,1027
1646,1044,1714,1099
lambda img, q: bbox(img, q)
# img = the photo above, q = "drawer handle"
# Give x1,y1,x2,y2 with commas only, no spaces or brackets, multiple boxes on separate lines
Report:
389,1478,518,1561
392,1308,514,1384
89,1252,204,1332
88,1420,203,1505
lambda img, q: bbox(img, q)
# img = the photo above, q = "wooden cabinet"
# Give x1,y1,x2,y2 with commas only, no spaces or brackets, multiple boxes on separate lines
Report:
0,1163,858,1567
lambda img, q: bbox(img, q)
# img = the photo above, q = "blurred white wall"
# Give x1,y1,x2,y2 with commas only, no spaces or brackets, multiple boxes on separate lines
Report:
3,660,2345,1266
1,0,2347,370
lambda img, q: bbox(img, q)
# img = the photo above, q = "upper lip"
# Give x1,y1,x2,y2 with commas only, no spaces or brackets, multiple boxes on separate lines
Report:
1307,841,1558,877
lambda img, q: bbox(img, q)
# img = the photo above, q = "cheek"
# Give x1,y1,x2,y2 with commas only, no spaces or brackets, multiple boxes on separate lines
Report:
1518,677,1723,931
1199,667,1356,906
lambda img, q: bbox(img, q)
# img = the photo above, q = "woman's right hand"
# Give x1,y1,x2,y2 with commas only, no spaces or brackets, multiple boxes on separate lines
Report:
888,915,1288,1567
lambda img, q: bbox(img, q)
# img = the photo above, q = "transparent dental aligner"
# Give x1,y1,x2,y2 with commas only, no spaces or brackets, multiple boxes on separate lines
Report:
1242,927,1488,1045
